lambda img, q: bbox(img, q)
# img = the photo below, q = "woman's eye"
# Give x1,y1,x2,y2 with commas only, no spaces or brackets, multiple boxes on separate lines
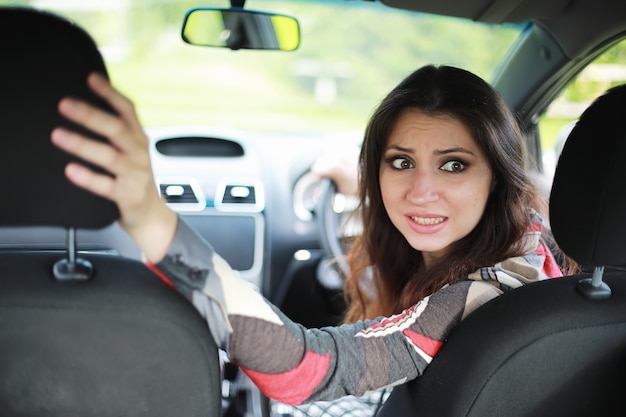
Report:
390,157,413,170
440,160,466,172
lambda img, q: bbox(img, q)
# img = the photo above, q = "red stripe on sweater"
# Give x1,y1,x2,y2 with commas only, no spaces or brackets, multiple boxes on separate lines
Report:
537,242,563,278
145,262,176,289
402,329,444,357
241,350,331,405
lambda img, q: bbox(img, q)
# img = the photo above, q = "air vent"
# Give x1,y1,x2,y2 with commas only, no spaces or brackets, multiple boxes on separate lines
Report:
158,178,205,211
160,184,197,203
215,180,264,213
155,137,244,157
222,185,255,204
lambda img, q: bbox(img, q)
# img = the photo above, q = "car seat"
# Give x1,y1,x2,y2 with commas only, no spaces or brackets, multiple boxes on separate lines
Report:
377,85,626,416
0,7,221,417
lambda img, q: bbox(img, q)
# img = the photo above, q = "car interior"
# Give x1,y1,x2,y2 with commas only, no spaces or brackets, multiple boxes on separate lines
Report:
1,0,626,416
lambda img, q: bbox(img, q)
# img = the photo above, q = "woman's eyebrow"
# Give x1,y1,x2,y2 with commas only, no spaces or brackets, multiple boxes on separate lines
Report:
385,144,413,153
435,146,477,156
384,144,478,156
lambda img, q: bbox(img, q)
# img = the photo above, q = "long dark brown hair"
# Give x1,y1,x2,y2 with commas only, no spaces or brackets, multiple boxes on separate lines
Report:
343,65,565,322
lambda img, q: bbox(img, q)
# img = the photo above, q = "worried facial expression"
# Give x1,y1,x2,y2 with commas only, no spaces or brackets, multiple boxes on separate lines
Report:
379,110,493,268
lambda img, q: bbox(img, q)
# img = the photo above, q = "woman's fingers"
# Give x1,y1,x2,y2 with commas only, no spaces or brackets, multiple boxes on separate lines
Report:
51,127,119,175
51,73,177,262
56,97,122,148
311,145,360,195
63,162,115,198
52,75,154,212
86,73,144,135
56,74,146,153
52,127,146,206
53,73,153,191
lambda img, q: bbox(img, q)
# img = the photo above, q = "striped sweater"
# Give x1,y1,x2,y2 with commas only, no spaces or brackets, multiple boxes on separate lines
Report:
148,214,561,405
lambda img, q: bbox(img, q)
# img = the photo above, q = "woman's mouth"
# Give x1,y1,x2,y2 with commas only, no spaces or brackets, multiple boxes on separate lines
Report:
409,216,446,225
406,215,448,235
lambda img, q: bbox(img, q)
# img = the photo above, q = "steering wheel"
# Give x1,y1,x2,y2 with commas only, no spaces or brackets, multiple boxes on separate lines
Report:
316,178,351,282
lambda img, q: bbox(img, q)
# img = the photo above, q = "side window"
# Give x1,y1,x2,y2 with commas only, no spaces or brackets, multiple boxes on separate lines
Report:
539,38,626,179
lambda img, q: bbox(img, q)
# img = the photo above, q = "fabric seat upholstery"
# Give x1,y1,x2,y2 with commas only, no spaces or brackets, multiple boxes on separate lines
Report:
0,7,221,417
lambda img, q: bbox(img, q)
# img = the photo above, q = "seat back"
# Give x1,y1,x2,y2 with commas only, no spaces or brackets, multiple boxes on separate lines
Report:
377,85,626,416
0,7,221,416
0,252,222,417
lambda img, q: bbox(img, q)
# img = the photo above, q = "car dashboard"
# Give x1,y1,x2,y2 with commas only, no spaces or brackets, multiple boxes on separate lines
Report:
149,128,268,288
0,125,358,311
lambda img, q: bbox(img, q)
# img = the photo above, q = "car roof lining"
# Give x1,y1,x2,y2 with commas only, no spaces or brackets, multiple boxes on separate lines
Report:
381,0,626,57
380,0,573,23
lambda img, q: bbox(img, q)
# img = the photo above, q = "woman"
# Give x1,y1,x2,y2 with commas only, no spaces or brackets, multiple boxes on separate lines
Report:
51,64,568,410
342,65,566,322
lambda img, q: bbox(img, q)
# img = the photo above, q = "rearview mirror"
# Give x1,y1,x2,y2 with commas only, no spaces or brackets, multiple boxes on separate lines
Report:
182,8,300,51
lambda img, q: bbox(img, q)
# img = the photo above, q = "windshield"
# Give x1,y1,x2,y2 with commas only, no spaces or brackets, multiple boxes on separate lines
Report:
7,0,523,136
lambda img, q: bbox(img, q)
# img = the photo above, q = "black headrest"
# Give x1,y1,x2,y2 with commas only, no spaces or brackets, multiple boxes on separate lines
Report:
550,84,626,267
0,7,119,229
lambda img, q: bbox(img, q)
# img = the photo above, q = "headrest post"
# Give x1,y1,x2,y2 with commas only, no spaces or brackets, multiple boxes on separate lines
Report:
52,227,93,282
590,266,605,287
577,266,611,300
67,226,77,265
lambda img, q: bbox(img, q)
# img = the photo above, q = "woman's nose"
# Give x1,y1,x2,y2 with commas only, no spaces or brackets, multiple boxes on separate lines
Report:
407,169,439,205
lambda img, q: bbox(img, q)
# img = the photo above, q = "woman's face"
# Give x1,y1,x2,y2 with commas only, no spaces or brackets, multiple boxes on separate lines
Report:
379,110,493,268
